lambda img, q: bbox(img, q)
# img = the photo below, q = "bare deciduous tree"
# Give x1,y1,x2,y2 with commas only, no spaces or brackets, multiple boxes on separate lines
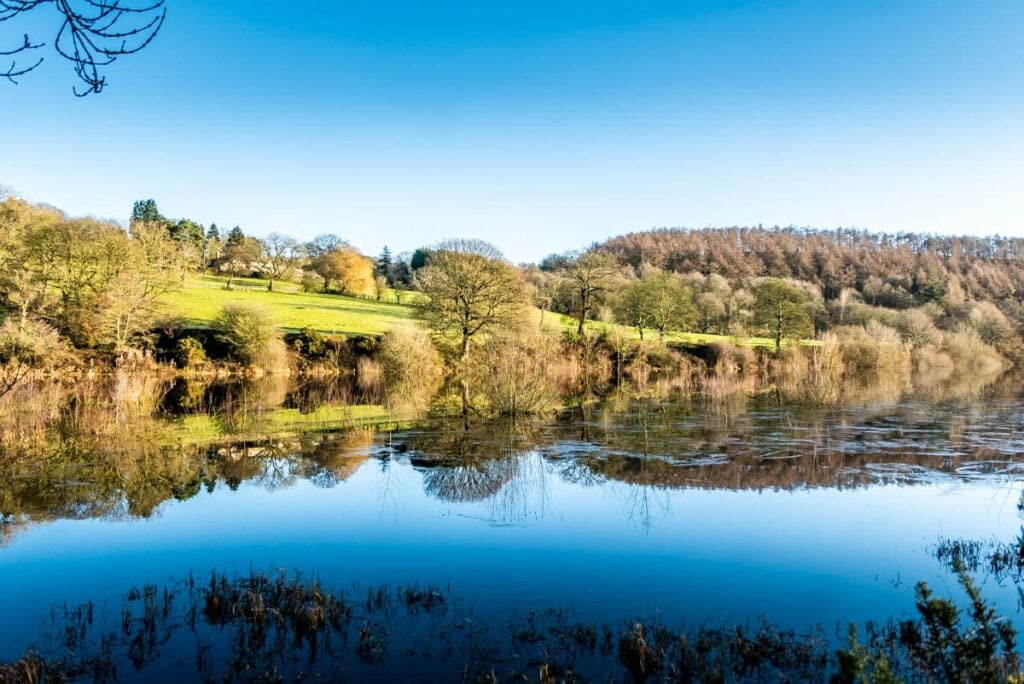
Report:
417,239,528,418
1,0,166,95
558,251,621,338
260,232,302,292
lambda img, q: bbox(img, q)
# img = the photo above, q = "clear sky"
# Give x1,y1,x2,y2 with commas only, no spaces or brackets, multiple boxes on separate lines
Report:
1,0,1022,263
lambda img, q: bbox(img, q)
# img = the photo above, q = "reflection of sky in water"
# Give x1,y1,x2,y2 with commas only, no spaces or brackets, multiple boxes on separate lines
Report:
2,449,1022,658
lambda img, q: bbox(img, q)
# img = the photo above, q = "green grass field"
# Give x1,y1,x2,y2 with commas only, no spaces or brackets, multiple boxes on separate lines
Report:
162,274,799,347
544,311,789,348
160,275,419,336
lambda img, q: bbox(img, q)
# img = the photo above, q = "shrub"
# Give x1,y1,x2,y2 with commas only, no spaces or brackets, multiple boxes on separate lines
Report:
940,325,1005,374
834,322,910,375
377,326,444,411
213,304,284,368
707,342,757,377
966,302,1013,347
300,272,320,293
293,327,327,358
0,318,66,367
173,337,208,369
469,325,563,416
896,308,940,349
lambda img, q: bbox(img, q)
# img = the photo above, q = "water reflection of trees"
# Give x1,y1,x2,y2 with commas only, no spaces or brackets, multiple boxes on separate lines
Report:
0,431,376,545
3,372,1023,543
551,396,1024,492
400,420,550,524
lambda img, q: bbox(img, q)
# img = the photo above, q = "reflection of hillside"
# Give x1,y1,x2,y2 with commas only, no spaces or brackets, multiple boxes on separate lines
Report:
0,430,375,546
564,451,1024,492
3,389,1023,543
549,398,1024,492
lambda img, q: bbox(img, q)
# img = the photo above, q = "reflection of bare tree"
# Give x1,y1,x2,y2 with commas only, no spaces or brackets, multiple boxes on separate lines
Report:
404,420,550,524
422,459,516,503
622,483,672,534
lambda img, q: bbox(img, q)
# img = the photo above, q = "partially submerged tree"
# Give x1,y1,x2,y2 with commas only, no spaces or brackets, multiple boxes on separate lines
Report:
1,0,166,95
0,317,66,397
417,239,528,416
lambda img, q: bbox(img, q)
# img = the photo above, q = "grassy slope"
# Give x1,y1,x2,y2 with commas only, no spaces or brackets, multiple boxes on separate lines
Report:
160,275,418,336
163,275,793,347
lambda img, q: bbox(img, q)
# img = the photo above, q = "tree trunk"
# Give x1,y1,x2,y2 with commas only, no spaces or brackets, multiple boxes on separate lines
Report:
460,330,471,419
576,290,588,338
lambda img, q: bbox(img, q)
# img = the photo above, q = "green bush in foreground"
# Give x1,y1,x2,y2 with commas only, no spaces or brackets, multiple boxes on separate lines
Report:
213,304,283,368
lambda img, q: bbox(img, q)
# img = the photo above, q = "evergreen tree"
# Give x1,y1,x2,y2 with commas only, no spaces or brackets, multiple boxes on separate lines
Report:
226,226,245,248
206,223,220,241
131,199,164,226
410,248,430,271
172,219,206,248
376,246,393,282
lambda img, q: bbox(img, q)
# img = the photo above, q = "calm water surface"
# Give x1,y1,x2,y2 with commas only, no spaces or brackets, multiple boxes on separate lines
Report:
2,395,1024,659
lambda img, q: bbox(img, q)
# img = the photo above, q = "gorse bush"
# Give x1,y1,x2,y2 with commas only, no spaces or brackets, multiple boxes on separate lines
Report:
213,304,285,369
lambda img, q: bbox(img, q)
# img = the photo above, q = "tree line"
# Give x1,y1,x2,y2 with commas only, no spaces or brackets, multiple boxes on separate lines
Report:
1,194,1019,399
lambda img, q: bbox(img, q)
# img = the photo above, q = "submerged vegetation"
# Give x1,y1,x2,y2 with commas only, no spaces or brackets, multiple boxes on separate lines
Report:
1,564,1019,683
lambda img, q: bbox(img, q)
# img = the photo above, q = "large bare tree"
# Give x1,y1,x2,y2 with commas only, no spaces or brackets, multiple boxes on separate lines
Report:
1,0,166,95
417,239,528,417
559,251,621,338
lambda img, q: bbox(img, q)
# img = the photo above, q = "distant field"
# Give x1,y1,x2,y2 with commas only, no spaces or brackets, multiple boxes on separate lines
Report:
161,275,795,346
544,311,787,348
160,275,418,336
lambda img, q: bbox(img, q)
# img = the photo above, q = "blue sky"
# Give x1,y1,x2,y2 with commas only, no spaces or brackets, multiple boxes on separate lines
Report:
1,0,1022,262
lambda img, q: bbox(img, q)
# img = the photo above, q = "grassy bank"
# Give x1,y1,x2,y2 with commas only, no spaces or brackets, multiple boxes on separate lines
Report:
163,275,790,347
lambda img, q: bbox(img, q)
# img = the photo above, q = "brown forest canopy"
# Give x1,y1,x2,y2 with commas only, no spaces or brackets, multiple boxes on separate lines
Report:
597,226,1024,318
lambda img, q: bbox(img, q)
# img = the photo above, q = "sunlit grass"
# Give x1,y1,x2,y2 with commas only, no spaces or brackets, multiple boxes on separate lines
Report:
158,404,397,447
162,274,811,346
160,275,419,336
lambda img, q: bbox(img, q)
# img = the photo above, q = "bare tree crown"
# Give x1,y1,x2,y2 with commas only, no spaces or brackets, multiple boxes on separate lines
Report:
1,0,166,95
